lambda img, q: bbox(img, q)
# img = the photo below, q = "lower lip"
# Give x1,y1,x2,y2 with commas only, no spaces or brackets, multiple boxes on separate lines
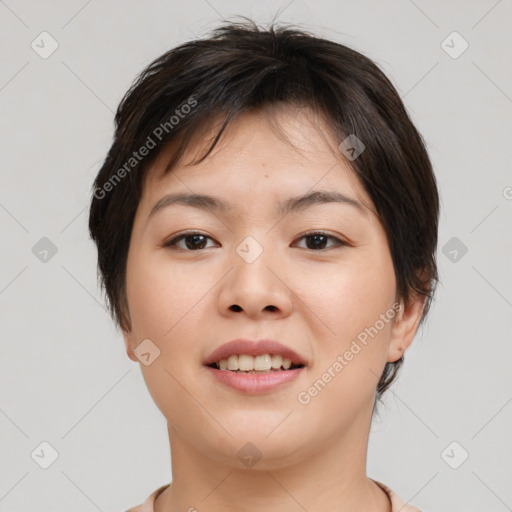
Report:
204,365,304,394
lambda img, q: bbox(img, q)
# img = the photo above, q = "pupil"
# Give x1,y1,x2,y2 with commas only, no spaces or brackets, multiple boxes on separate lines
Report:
307,234,326,250
186,235,206,250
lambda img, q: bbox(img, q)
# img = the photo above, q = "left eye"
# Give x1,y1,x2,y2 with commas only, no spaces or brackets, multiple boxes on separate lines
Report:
163,231,346,251
293,232,346,251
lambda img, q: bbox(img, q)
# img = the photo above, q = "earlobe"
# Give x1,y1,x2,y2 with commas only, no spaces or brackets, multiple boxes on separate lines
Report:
387,295,426,363
122,330,139,363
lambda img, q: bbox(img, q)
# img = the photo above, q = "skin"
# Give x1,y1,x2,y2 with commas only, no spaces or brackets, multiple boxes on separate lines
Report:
122,107,425,512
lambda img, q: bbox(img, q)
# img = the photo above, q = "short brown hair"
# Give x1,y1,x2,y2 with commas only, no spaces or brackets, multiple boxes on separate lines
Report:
88,19,439,399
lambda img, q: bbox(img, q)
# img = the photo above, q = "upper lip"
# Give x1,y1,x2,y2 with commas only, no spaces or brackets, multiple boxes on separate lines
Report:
203,339,307,367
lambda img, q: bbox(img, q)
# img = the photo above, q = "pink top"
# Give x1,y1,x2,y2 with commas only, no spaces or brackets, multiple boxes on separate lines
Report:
125,480,422,511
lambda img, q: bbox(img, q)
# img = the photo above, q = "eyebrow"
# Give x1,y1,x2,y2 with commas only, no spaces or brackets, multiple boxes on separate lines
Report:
148,189,369,220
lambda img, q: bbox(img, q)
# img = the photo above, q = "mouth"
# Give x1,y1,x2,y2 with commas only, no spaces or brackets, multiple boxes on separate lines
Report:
206,354,305,373
203,339,307,394
203,339,308,395
203,338,308,370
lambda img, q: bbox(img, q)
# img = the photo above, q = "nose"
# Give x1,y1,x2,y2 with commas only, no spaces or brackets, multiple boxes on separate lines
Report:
216,243,293,320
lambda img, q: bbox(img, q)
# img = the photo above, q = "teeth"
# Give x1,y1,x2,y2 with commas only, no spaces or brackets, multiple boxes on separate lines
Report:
215,354,295,371
271,354,283,369
238,354,254,371
254,354,271,371
227,354,239,371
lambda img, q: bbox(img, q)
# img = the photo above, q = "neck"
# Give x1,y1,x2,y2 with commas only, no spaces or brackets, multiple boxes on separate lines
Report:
155,403,391,512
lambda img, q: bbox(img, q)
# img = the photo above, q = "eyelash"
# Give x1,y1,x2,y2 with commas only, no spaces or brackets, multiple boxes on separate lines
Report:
162,230,348,251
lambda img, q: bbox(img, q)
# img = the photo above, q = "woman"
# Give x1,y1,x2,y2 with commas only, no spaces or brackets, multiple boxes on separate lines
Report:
89,19,439,512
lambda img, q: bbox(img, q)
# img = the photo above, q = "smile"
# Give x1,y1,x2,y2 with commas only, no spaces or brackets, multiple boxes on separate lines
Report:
209,353,304,372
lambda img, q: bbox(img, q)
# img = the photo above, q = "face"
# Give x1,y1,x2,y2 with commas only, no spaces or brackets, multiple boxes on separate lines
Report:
122,107,421,469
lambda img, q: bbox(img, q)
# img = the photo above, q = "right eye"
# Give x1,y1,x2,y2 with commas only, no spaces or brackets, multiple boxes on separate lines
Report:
163,231,219,251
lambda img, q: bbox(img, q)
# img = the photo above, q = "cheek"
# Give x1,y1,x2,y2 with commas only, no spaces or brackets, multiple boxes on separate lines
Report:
295,246,396,344
293,245,396,406
125,253,211,421
126,250,207,339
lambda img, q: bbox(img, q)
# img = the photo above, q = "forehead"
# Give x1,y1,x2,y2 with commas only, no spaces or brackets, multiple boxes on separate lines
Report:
141,107,374,212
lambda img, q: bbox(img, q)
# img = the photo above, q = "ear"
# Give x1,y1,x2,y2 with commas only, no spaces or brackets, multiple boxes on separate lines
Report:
122,329,139,363
387,294,426,363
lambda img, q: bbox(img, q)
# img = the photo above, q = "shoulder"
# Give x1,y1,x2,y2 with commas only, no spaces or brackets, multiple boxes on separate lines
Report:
124,483,170,512
372,479,423,512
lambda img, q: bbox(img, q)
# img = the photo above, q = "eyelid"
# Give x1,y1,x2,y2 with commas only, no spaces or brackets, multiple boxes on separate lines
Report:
162,230,218,248
292,230,349,248
163,230,350,250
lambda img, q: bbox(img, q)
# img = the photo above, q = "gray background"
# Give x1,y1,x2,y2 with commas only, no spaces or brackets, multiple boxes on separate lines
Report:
1,0,511,511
